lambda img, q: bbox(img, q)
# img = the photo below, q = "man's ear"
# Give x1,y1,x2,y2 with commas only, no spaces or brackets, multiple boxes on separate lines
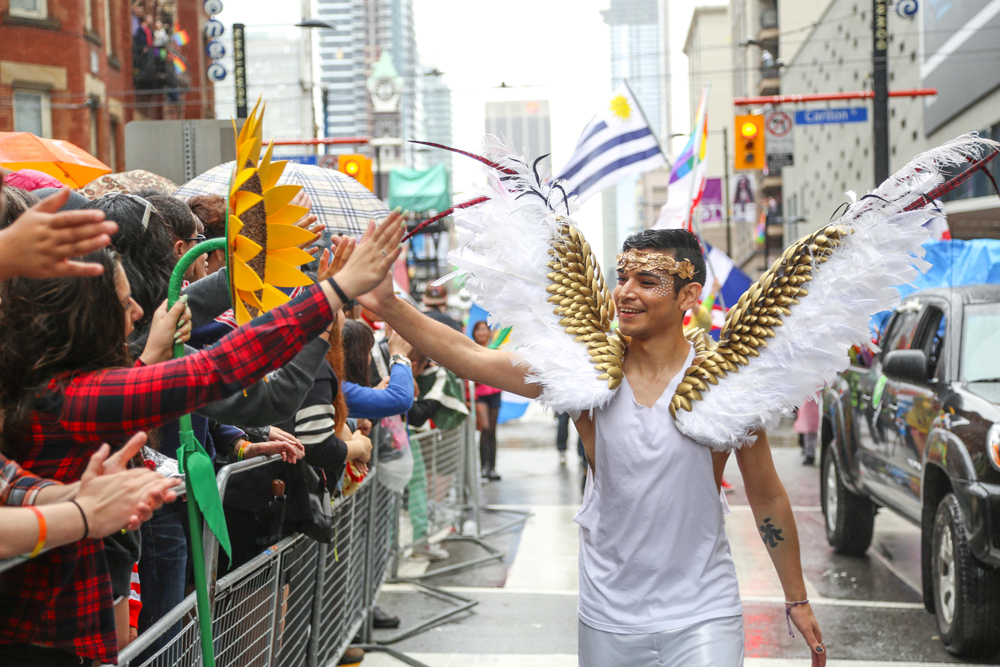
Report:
173,239,186,259
678,282,703,311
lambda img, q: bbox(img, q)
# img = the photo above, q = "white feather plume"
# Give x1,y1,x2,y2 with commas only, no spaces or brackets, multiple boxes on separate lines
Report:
444,137,618,413
674,133,999,450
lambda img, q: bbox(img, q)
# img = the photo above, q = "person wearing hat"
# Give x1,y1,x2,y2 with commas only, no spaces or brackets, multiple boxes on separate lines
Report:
422,284,463,333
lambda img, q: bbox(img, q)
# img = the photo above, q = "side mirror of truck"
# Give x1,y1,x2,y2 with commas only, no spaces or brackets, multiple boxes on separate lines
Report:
882,349,929,384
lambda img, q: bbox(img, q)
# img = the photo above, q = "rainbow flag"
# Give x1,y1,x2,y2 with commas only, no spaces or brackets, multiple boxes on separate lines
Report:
655,84,710,231
172,29,190,47
170,54,187,74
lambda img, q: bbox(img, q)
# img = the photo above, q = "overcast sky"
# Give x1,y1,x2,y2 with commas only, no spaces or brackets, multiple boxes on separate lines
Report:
219,0,707,256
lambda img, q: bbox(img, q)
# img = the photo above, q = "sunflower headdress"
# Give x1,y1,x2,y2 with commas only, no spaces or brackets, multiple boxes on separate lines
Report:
227,99,318,324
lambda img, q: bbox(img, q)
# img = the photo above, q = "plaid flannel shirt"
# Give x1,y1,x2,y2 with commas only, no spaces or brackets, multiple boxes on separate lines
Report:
0,284,332,663
0,453,55,506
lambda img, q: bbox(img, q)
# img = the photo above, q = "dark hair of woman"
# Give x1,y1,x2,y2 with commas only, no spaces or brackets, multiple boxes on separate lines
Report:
341,319,375,387
0,185,39,229
0,249,127,455
187,194,227,239
146,194,197,242
325,320,349,434
83,194,175,332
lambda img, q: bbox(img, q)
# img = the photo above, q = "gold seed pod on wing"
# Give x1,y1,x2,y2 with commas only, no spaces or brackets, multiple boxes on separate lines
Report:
608,377,622,390
677,395,693,412
607,366,624,379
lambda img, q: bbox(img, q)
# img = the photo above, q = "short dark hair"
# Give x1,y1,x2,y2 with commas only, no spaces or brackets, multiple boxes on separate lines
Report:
187,195,227,238
146,194,197,243
620,229,707,291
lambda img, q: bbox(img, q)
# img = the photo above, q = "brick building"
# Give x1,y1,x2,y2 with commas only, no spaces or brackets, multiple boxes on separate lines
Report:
0,0,215,173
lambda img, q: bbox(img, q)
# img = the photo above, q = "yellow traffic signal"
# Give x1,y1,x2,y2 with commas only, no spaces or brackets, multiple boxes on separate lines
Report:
338,154,374,192
734,115,765,171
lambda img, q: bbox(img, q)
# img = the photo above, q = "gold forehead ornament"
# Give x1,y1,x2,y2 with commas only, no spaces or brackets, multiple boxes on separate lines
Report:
616,249,696,281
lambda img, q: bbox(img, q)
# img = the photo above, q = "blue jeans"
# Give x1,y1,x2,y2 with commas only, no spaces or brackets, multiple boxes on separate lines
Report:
137,501,188,661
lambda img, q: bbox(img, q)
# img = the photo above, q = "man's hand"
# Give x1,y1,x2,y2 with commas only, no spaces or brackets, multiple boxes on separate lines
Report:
325,212,404,301
140,296,192,365
788,603,826,666
387,330,413,359
329,210,406,312
0,188,119,280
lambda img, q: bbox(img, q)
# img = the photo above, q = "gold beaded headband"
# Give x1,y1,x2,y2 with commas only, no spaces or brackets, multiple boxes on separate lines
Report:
616,249,696,281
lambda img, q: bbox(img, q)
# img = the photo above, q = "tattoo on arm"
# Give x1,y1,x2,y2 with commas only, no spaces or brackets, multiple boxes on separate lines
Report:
759,517,785,548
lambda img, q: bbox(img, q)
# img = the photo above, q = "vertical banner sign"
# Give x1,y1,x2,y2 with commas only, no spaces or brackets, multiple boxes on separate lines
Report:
232,23,248,119
872,0,889,184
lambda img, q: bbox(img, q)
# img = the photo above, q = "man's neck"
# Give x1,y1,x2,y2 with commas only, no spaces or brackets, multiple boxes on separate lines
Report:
623,324,691,380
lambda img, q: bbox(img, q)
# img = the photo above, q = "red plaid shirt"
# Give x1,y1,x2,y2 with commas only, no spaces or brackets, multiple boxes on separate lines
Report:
0,453,55,506
0,285,332,663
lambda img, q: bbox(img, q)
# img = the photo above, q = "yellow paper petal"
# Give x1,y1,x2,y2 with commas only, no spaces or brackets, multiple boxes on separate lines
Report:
266,222,318,248
234,192,263,216
227,214,243,239
263,185,301,215
232,258,264,292
267,205,310,227
237,98,263,145
230,167,257,196
264,258,313,287
261,159,288,191
235,296,252,326
239,288,264,310
234,235,263,263
268,246,315,267
260,283,290,310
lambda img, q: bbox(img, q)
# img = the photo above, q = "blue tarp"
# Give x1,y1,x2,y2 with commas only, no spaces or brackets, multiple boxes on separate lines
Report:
872,239,1000,334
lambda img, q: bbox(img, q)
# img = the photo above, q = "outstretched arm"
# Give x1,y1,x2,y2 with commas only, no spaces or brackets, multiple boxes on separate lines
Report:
361,275,541,399
735,430,826,666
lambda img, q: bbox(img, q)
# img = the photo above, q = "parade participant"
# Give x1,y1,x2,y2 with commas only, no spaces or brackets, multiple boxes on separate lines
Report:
343,134,999,666
0,212,403,665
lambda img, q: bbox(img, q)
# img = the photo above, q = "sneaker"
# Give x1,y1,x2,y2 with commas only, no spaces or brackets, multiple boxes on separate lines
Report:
411,543,450,561
720,478,735,494
338,647,364,665
559,452,567,465
372,605,400,629
486,468,502,482
802,456,816,466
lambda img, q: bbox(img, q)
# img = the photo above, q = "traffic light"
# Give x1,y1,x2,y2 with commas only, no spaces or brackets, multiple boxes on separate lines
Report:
734,115,765,171
337,154,374,192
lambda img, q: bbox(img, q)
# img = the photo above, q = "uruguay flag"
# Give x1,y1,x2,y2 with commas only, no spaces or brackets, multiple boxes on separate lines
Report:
556,82,666,204
656,85,710,230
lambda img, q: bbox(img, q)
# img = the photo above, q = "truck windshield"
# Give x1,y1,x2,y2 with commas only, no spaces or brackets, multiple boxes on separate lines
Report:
962,304,1000,382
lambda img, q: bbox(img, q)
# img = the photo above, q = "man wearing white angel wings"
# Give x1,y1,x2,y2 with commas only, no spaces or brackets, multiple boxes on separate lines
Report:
347,227,825,667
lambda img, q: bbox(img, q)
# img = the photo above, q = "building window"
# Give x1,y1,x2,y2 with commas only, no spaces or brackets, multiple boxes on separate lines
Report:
9,0,47,19
89,105,99,157
103,0,113,55
13,90,52,137
109,118,119,172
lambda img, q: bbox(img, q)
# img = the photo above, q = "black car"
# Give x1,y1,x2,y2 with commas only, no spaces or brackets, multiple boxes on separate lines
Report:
821,285,1000,658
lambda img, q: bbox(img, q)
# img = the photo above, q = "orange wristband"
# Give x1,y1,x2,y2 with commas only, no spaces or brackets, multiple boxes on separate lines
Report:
20,505,46,559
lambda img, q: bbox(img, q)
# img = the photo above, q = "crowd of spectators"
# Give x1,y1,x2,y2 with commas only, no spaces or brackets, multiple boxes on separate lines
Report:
0,169,485,666
131,1,184,95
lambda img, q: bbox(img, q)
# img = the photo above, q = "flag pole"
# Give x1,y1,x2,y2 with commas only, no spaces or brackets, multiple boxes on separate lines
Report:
623,79,671,166
684,84,711,233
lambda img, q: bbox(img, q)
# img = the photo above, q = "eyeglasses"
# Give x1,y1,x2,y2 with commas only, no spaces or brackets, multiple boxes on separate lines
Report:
183,234,207,243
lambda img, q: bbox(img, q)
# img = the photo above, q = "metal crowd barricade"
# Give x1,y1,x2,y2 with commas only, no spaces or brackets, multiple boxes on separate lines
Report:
108,421,421,667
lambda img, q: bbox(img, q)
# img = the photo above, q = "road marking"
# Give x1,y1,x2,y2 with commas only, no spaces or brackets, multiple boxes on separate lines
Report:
364,654,973,666
382,584,926,610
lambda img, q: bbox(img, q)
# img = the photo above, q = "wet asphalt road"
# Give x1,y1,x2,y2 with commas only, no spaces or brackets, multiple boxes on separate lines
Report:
365,414,1000,666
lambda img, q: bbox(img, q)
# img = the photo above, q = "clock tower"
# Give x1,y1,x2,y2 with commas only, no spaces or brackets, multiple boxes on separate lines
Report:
366,51,403,197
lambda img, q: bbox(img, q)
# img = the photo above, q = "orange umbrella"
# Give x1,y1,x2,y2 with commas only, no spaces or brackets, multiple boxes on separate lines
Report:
0,132,111,188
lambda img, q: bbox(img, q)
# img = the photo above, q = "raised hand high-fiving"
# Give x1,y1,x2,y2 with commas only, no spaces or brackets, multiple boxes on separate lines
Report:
323,210,405,304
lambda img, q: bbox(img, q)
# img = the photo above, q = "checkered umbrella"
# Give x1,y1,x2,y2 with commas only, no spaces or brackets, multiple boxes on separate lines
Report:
174,161,389,237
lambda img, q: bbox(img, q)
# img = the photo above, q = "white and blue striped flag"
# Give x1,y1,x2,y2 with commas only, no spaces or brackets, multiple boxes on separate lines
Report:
556,83,666,204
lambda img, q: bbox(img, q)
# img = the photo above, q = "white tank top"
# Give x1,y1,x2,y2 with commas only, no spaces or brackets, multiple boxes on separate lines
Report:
574,345,742,634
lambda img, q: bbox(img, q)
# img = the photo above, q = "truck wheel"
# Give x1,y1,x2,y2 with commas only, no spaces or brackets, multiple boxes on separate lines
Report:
821,444,876,555
931,493,1000,658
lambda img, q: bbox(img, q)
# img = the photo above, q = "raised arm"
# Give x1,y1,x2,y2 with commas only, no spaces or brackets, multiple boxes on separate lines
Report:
359,274,541,399
735,430,826,666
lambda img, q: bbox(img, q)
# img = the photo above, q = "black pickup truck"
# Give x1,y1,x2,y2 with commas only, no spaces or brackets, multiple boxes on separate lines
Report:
821,285,1000,658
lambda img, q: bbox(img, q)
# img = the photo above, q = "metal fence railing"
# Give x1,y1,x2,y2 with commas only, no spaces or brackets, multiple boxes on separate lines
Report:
2,391,536,667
